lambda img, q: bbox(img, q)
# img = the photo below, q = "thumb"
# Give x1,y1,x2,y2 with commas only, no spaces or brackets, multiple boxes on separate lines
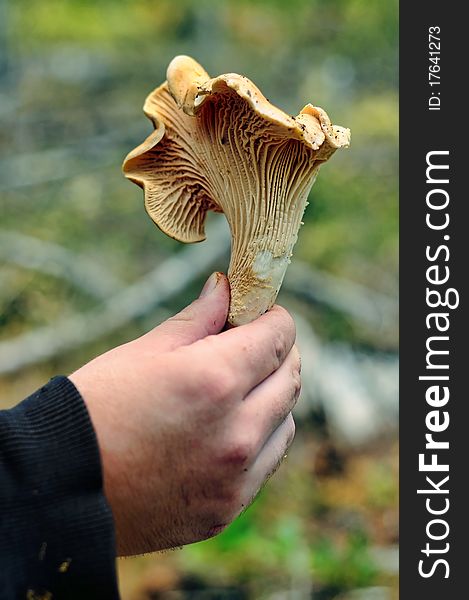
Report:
144,272,230,351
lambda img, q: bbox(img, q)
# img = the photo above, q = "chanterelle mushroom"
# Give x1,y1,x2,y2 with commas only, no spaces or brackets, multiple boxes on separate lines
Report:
123,55,350,325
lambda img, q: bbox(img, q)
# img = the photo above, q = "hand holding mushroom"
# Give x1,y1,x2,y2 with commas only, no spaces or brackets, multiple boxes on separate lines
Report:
123,56,350,325
70,274,299,554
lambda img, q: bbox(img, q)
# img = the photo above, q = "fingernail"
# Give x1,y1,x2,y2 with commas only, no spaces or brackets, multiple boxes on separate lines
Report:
199,272,221,298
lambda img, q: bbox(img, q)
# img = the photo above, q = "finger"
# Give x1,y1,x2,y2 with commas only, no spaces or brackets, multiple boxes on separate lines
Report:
203,305,296,396
141,272,230,351
239,414,295,511
235,345,301,449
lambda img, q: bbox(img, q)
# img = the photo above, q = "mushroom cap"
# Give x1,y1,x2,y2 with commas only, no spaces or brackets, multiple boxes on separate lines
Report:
167,55,348,151
123,55,350,324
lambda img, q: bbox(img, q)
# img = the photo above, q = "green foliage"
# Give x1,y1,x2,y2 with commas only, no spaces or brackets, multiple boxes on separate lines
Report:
182,492,311,580
311,532,378,590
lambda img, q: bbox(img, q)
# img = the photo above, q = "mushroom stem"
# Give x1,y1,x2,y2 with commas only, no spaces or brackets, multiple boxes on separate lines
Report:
225,156,319,326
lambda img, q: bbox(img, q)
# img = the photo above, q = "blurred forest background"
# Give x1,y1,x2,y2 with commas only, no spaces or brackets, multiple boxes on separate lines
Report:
0,0,398,598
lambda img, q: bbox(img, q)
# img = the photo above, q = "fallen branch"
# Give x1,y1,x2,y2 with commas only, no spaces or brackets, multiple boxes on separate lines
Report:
285,261,398,335
0,230,124,300
0,221,230,375
293,312,398,445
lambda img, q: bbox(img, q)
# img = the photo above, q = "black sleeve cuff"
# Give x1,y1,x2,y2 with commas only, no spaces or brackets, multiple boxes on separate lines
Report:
0,376,119,599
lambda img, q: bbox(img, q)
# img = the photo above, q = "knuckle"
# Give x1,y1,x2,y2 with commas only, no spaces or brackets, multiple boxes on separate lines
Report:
198,342,236,401
272,332,287,369
221,438,254,468
204,371,236,402
198,522,228,542
292,371,302,401
190,364,235,405
274,306,296,338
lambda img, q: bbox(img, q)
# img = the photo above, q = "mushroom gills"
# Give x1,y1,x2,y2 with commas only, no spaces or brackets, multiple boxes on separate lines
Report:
123,55,350,326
